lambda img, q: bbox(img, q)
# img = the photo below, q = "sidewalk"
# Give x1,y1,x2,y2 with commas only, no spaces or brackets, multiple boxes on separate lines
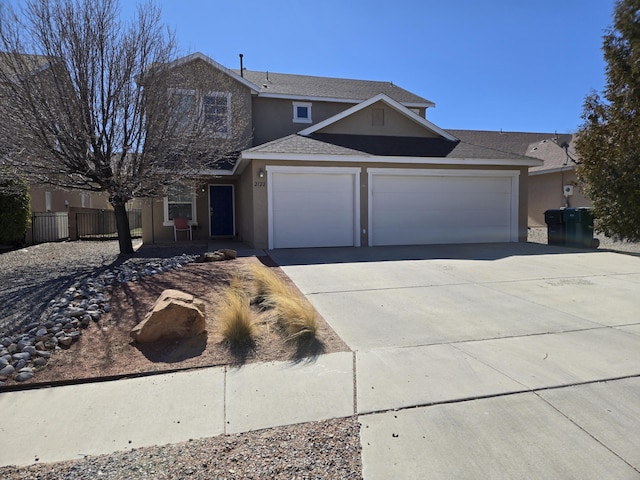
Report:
0,351,354,466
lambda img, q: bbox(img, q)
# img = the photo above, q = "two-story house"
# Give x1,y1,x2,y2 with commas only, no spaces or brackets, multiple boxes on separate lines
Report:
142,52,542,249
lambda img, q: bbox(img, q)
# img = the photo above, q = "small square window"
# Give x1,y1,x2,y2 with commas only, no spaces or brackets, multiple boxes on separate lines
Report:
293,102,312,123
297,106,308,119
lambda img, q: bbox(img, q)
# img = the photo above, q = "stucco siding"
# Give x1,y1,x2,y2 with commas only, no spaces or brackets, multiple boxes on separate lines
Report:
318,103,438,138
251,97,355,146
528,170,591,227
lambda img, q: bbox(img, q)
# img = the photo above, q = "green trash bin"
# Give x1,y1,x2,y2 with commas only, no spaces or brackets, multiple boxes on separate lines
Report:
544,209,566,246
562,208,598,248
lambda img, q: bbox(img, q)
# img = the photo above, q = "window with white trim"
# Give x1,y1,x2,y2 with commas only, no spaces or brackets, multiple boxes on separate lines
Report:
163,186,197,225
169,89,231,137
203,92,231,136
293,101,312,123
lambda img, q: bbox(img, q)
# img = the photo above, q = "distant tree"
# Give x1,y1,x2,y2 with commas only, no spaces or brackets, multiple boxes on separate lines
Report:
0,0,249,254
575,0,640,241
0,167,31,246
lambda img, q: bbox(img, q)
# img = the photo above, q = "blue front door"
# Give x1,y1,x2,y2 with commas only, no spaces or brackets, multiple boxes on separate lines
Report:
210,185,234,236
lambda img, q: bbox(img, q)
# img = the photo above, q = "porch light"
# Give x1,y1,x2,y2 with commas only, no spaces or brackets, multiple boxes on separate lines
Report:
258,168,265,179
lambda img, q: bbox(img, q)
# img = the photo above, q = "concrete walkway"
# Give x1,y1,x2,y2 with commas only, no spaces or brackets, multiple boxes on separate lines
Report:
1,243,640,478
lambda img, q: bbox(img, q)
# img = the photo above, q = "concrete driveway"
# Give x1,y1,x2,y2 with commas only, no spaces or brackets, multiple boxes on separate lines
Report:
268,243,640,479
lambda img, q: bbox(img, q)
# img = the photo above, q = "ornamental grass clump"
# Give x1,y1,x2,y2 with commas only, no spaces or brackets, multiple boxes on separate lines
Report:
268,293,319,341
250,263,290,303
249,264,318,340
218,288,257,345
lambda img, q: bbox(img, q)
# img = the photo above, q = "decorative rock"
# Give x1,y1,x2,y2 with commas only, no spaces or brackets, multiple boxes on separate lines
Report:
35,328,48,338
13,359,26,370
15,371,34,382
130,289,206,343
67,307,85,318
22,345,37,355
7,343,17,354
36,350,51,358
12,352,31,361
58,336,73,347
198,249,236,262
34,357,47,367
0,364,15,376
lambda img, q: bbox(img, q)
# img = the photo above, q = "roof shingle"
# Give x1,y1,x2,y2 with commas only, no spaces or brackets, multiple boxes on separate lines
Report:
234,69,434,106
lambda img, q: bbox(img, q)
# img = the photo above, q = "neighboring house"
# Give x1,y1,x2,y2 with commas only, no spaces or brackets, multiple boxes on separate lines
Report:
525,134,590,226
29,185,110,212
0,53,112,228
449,130,591,227
142,52,542,249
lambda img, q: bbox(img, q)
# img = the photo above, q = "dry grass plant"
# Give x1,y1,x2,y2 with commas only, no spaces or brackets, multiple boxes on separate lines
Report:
249,264,318,340
250,263,291,301
268,292,319,341
218,288,257,345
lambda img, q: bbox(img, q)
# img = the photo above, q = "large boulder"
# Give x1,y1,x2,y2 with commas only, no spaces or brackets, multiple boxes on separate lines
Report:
130,289,206,343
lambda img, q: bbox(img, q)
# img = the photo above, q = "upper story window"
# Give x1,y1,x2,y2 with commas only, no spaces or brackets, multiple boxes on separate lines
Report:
169,89,231,137
293,101,312,123
203,92,231,136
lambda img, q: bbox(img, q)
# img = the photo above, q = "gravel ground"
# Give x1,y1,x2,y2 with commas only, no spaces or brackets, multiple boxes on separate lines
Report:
527,226,640,254
0,240,207,337
0,417,363,479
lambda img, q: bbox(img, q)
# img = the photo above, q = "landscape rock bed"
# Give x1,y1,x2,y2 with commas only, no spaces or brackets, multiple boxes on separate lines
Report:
0,252,198,385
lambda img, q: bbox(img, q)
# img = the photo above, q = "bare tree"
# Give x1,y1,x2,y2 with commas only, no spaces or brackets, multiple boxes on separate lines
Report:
0,0,249,253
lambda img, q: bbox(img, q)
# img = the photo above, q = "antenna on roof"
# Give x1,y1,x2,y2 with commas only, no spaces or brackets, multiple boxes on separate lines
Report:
239,53,244,78
266,70,269,82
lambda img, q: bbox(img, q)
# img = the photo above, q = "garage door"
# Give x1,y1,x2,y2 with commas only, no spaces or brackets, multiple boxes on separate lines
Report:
269,167,360,249
369,169,518,246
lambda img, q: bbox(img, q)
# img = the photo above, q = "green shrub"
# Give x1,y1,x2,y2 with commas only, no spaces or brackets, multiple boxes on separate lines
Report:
0,171,31,245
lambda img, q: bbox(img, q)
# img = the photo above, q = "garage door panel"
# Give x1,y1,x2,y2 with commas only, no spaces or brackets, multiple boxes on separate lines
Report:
371,172,515,246
270,171,358,249
273,191,353,212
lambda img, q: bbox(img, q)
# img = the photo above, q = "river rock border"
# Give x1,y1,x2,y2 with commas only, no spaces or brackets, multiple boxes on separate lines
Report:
0,254,199,385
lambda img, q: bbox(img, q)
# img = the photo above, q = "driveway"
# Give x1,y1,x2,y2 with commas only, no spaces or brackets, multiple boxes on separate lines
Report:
269,243,640,479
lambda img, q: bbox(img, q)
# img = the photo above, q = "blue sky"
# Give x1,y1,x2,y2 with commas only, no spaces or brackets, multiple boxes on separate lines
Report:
12,0,617,133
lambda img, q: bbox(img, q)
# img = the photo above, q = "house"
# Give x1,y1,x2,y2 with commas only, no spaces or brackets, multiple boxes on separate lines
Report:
142,52,542,249
0,53,112,242
525,134,591,226
449,130,592,227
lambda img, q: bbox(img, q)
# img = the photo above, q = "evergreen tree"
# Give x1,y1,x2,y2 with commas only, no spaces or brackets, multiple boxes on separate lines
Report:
576,0,640,241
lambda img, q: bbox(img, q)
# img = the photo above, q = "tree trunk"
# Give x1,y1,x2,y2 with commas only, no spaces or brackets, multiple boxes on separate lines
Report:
113,201,134,254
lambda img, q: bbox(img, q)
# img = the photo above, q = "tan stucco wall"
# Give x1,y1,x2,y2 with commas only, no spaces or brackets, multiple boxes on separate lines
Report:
141,178,244,244
161,58,254,148
29,185,111,212
251,97,355,146
528,170,591,227
318,102,438,138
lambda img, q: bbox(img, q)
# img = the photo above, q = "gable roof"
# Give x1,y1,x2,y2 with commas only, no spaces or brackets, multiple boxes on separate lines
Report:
234,69,435,107
240,133,541,166
164,52,260,93
448,129,577,175
299,93,455,140
527,134,579,175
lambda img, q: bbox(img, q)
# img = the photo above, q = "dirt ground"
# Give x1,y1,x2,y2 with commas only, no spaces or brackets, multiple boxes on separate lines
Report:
18,256,350,386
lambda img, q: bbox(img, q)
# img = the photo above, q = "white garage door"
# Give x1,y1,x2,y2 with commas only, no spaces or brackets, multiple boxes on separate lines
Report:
370,169,518,246
269,167,360,249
